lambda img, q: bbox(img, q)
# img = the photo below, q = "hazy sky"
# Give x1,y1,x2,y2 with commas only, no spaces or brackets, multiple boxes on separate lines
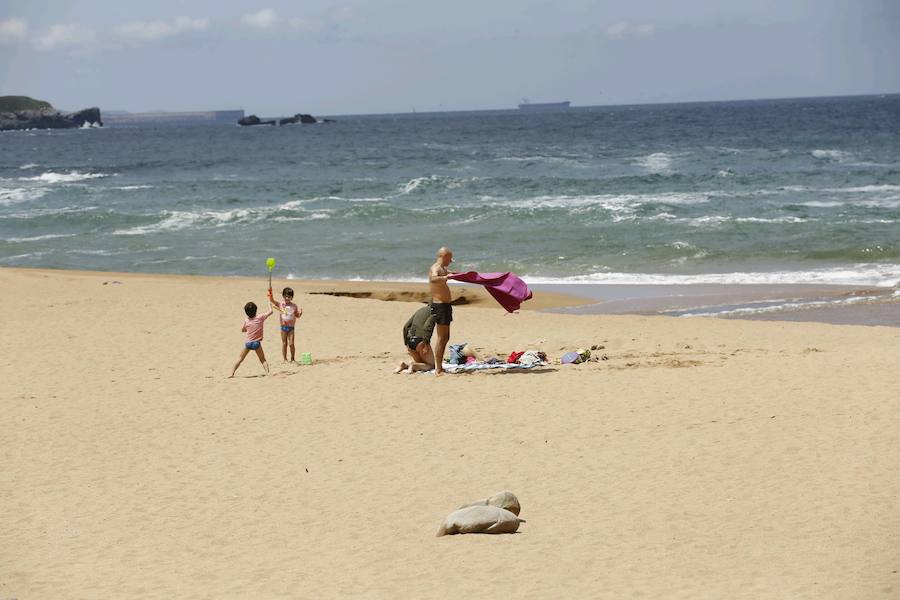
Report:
1,0,898,114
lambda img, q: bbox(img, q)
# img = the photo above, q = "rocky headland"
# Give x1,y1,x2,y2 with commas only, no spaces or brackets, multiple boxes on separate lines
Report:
0,96,102,131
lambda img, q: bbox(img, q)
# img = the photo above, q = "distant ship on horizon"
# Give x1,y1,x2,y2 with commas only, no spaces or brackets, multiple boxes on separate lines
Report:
518,99,571,111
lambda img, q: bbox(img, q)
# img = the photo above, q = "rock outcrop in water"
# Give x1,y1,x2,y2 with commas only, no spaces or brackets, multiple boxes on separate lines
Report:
238,115,276,126
0,98,102,131
242,112,332,126
277,113,319,125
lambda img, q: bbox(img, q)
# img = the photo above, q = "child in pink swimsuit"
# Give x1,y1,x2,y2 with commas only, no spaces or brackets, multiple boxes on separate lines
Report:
270,286,303,363
229,299,273,377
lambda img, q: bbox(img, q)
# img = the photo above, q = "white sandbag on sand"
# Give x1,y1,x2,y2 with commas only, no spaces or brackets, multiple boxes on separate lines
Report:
458,490,521,516
436,505,525,537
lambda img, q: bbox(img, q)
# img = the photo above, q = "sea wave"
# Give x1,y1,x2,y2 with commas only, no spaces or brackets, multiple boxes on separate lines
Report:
733,216,810,224
495,155,587,167
823,184,900,193
396,175,445,195
393,175,486,195
811,149,851,161
498,191,711,211
673,293,885,318
4,233,77,243
272,213,332,222
19,163,40,170
112,201,338,235
523,264,900,287
0,187,49,205
113,208,258,235
19,171,112,183
2,205,100,219
68,246,170,256
632,152,676,173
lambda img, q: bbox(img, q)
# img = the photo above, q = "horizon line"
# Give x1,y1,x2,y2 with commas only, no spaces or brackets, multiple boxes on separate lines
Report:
97,90,900,119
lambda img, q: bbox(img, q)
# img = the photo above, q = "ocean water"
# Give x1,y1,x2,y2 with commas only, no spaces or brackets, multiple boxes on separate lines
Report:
2,94,899,287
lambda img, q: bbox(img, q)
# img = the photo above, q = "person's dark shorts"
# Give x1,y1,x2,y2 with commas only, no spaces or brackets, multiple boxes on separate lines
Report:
430,302,453,325
281,325,295,333
406,336,426,350
245,340,262,350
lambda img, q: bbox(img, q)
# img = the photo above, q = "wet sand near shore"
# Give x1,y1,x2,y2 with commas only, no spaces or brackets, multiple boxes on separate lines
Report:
536,283,900,327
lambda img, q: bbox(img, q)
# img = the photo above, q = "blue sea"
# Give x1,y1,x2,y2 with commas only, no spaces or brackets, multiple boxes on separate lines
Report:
2,95,899,290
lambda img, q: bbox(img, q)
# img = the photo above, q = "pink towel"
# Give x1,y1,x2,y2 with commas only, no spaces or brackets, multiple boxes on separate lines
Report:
448,271,533,312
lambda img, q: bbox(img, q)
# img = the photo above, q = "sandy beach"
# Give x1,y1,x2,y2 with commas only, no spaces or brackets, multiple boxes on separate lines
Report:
2,266,899,599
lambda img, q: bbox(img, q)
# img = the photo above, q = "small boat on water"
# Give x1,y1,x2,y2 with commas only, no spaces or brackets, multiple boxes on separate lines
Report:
517,99,571,111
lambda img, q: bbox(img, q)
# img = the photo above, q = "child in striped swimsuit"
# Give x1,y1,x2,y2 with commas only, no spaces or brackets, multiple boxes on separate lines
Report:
229,300,272,377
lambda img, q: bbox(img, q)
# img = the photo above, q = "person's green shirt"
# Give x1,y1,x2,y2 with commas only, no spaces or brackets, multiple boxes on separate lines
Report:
402,305,436,346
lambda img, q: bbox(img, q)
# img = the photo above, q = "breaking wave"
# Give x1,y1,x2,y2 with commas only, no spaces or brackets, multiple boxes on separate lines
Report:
19,171,113,183
523,264,900,287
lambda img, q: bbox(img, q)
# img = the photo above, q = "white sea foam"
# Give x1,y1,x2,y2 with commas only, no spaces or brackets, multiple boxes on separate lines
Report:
633,152,675,173
733,216,810,224
113,208,258,235
19,171,111,183
802,201,844,208
811,149,851,161
4,205,98,219
397,175,443,195
523,264,900,287
5,233,77,243
688,215,730,226
497,155,586,166
677,294,881,318
110,185,153,191
824,184,900,193
500,192,709,212
859,199,900,209
2,250,52,261
0,187,48,205
19,163,39,170
68,246,170,256
273,213,332,222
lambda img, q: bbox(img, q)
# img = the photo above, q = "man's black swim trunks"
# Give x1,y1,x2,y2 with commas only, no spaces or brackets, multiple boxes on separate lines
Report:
430,302,453,325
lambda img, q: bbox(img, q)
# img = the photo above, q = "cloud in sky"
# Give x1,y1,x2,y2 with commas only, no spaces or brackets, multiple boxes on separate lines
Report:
0,17,29,44
242,8,279,30
33,23,97,51
115,16,209,43
244,6,356,33
606,22,656,38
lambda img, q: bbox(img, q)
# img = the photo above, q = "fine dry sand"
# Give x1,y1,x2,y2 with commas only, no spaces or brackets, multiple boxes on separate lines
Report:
2,267,899,599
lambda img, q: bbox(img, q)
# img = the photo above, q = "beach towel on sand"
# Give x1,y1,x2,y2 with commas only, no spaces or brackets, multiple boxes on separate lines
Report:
441,361,547,373
448,271,533,312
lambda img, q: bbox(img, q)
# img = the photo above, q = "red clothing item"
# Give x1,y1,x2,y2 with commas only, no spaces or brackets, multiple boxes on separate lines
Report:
507,351,525,364
447,271,533,312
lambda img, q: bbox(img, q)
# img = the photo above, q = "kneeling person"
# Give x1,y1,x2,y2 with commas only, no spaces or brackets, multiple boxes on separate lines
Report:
395,304,436,374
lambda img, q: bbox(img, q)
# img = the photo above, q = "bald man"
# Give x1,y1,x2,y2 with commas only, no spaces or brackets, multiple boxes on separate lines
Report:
429,247,457,375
